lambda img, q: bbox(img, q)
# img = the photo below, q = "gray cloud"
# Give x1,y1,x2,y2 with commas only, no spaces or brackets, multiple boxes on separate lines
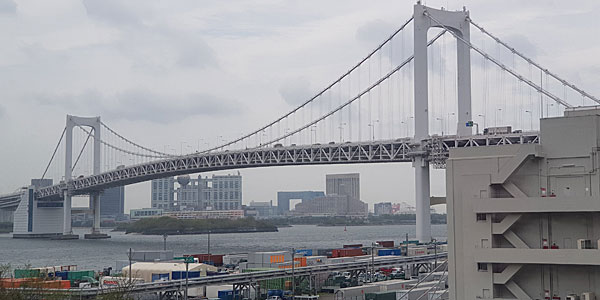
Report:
81,0,140,27
356,19,396,45
0,0,16,14
279,77,312,106
0,104,5,119
30,89,241,124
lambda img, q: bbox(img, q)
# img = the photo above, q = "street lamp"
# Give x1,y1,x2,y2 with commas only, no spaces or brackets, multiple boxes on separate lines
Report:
525,110,533,131
338,123,347,142
435,117,444,135
495,108,502,128
163,233,168,251
291,248,296,299
477,114,486,129
447,112,455,134
368,120,379,141
310,126,317,144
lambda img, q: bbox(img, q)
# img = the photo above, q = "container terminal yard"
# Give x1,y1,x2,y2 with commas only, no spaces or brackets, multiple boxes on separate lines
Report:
0,240,448,299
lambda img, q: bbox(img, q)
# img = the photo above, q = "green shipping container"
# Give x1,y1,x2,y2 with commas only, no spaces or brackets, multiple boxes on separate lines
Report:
14,269,41,279
67,270,95,281
365,291,396,300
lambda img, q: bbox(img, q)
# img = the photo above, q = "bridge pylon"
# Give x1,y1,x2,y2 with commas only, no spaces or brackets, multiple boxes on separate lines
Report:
62,115,108,239
413,2,472,242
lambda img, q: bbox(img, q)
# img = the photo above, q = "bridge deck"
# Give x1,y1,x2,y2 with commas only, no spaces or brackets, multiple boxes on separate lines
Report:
36,132,538,200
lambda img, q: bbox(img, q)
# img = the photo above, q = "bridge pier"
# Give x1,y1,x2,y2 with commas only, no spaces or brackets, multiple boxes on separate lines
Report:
56,190,79,240
84,193,109,239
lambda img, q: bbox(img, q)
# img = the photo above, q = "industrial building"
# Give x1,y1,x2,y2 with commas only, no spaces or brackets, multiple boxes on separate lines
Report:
447,107,600,299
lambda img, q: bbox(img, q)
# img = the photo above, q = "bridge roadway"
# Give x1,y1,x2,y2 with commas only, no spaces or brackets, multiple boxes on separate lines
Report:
35,132,539,201
66,253,447,297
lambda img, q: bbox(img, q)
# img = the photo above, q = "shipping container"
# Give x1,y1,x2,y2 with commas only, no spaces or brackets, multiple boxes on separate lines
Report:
130,250,174,262
223,254,248,266
14,269,41,279
376,241,394,248
366,291,397,300
100,276,144,288
67,270,95,281
54,271,69,280
171,271,201,280
377,249,402,256
0,278,70,289
151,273,169,282
343,244,363,248
406,247,427,256
218,289,240,300
186,254,224,266
295,249,313,256
331,248,364,258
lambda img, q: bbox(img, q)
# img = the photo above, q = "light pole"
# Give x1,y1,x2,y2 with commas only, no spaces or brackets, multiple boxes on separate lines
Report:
128,248,132,284
477,114,487,129
163,233,168,251
525,110,533,131
338,123,347,142
310,126,317,144
495,108,502,128
435,117,444,135
447,112,455,134
368,120,379,141
400,121,406,137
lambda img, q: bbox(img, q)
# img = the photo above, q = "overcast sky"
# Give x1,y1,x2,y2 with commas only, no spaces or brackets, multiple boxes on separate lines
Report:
0,0,598,213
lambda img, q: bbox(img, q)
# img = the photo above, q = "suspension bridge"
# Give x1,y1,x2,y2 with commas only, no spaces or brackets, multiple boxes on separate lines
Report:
1,3,597,240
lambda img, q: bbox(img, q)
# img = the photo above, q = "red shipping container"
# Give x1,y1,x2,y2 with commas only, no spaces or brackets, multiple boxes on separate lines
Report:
186,254,224,266
377,241,394,247
332,248,364,258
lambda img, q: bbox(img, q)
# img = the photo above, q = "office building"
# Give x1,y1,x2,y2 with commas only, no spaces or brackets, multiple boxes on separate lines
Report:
151,173,242,211
248,201,277,218
277,191,325,214
326,173,360,199
294,194,367,217
447,107,600,299
374,202,393,215
100,186,125,218
199,173,242,210
151,177,175,210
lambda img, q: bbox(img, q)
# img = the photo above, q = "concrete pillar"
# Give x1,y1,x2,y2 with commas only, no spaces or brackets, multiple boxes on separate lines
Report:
91,193,100,234
62,190,72,235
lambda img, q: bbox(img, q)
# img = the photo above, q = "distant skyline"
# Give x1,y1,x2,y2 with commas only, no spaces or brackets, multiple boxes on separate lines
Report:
1,0,599,214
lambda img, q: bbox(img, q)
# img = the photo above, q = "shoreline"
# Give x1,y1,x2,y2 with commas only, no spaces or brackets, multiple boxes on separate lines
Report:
124,227,279,235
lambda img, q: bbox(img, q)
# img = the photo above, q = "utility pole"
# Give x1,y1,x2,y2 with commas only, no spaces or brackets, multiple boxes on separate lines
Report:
128,248,132,284
291,248,295,299
163,233,168,251
371,243,376,280
185,259,189,300
207,230,211,265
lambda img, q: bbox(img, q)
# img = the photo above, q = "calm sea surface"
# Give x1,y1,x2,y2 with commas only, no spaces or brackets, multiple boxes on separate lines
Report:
0,224,447,271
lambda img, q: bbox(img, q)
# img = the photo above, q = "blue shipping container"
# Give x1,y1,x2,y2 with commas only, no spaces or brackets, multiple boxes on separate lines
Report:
54,271,69,280
171,271,201,280
151,273,170,282
218,290,239,300
378,249,401,256
267,290,284,297
295,249,313,256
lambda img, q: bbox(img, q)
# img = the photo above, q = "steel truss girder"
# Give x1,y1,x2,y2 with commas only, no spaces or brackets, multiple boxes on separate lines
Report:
35,132,539,200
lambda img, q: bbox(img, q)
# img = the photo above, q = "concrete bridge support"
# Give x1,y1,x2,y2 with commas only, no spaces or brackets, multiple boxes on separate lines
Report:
413,3,471,242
